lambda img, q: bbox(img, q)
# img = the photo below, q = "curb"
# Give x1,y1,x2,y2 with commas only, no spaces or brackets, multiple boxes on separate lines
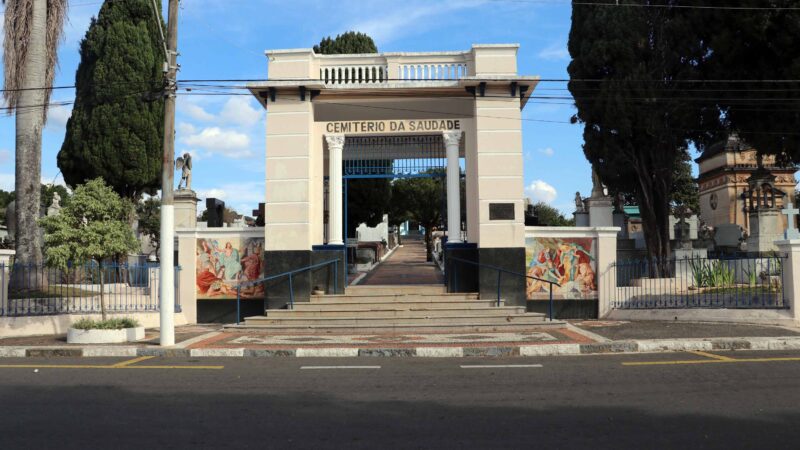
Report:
2,337,800,358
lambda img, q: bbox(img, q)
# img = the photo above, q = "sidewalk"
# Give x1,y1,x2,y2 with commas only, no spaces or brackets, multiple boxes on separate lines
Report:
2,320,800,358
357,239,443,285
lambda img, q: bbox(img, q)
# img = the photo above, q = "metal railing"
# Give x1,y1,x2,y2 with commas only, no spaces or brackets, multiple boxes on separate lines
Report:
235,259,339,324
448,256,560,321
611,254,786,309
0,262,181,317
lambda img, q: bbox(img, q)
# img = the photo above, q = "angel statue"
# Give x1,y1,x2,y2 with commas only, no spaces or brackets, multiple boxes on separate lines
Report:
175,152,192,190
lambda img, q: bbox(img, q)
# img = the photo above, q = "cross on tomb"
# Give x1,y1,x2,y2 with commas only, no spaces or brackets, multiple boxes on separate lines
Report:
782,201,800,239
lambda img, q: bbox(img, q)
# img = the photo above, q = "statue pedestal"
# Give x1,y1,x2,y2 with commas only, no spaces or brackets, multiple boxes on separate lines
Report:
574,211,589,227
174,190,199,229
587,196,614,227
747,209,782,253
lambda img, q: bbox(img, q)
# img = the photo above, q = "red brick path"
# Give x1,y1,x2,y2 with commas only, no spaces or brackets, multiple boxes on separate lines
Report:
357,238,444,285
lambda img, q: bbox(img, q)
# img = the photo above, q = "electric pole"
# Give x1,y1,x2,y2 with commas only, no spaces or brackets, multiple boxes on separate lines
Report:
159,0,179,346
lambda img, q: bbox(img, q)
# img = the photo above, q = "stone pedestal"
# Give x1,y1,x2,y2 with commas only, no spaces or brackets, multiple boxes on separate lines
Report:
587,196,614,227
574,211,589,227
174,190,199,229
613,212,627,238
747,209,782,253
775,240,800,324
0,249,13,312
673,247,708,287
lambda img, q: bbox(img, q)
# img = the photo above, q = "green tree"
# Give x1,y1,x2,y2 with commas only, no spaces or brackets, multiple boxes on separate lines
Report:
3,0,68,285
568,1,707,275
696,2,800,162
314,31,389,238
57,0,165,200
531,202,574,227
390,176,444,261
314,31,377,54
670,151,699,213
39,178,139,319
0,190,15,226
136,197,160,256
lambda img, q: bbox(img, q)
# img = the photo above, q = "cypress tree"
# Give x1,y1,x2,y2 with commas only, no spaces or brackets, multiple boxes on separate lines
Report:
567,1,709,275
58,0,165,200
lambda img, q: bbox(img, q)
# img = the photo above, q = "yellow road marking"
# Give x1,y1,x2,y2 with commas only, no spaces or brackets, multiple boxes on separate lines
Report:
624,356,800,366
110,356,155,368
0,356,224,370
688,351,735,361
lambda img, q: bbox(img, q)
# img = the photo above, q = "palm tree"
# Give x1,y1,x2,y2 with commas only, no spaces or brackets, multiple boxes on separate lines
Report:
3,0,67,289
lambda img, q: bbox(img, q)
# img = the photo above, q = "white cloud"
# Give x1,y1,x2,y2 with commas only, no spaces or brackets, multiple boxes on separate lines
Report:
197,181,264,213
181,127,253,159
538,147,555,157
46,104,72,129
219,97,263,127
177,122,197,135
182,102,215,122
538,40,569,61
526,180,558,204
0,149,10,165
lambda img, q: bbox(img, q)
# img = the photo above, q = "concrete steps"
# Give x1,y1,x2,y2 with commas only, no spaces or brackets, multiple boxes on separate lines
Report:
295,300,502,310
233,283,557,332
264,306,526,318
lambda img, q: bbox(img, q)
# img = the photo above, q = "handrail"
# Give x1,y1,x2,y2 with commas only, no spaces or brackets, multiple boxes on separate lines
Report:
448,256,560,321
236,259,339,325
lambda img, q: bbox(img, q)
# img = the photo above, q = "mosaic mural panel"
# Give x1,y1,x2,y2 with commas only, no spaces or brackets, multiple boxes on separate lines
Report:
196,237,264,300
525,237,598,300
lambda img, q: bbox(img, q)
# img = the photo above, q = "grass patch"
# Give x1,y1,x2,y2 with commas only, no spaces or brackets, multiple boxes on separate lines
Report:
9,285,100,299
71,318,140,330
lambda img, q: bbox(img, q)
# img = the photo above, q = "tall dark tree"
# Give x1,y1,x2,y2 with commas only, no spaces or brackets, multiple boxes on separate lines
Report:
698,2,800,162
57,0,165,200
314,31,377,54
568,1,711,275
314,32,390,238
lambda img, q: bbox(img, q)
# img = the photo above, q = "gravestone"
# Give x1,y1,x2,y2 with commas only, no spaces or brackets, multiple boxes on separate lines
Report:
206,198,225,228
782,201,800,240
743,170,784,253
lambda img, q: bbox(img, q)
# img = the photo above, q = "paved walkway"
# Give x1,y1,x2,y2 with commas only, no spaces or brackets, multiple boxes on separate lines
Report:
357,238,444,285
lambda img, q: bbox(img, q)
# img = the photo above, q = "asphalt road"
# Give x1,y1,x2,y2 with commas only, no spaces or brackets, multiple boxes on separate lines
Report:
1,351,799,449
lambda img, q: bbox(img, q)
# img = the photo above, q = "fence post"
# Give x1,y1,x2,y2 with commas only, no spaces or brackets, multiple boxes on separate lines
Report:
776,239,800,324
596,227,620,318
0,250,12,316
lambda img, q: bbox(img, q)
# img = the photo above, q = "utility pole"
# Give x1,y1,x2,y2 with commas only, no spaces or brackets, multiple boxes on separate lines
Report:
159,0,180,346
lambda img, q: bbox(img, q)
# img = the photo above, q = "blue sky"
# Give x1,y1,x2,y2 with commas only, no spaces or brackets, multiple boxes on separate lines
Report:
0,0,590,215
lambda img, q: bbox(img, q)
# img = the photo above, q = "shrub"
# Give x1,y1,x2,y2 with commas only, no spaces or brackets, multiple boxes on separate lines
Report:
71,317,140,330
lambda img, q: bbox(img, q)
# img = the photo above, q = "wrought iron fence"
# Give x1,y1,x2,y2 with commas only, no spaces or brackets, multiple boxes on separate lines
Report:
611,254,786,309
0,262,181,317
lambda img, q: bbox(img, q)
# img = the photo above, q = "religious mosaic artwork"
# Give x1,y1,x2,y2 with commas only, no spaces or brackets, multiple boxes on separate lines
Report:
525,237,598,300
196,237,264,300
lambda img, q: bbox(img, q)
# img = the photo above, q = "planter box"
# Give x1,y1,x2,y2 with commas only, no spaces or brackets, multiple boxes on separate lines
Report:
67,326,145,344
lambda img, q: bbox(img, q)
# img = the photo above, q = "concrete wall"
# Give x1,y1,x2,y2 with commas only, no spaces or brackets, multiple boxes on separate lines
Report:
473,86,525,248
0,312,189,339
525,227,619,316
265,91,315,250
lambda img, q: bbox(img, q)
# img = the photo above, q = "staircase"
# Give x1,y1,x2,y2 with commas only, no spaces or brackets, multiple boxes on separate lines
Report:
234,284,559,333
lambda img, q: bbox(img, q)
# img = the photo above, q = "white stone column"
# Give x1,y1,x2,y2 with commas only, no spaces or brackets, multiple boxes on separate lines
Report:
776,239,800,324
443,131,463,243
326,134,345,245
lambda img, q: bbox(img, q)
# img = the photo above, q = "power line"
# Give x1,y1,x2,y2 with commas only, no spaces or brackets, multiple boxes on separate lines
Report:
488,0,800,11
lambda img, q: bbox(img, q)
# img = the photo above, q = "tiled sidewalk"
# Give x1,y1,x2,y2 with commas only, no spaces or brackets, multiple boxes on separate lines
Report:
188,327,594,350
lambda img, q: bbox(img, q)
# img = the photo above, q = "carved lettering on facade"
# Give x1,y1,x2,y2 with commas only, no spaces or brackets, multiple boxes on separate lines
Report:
325,119,462,134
